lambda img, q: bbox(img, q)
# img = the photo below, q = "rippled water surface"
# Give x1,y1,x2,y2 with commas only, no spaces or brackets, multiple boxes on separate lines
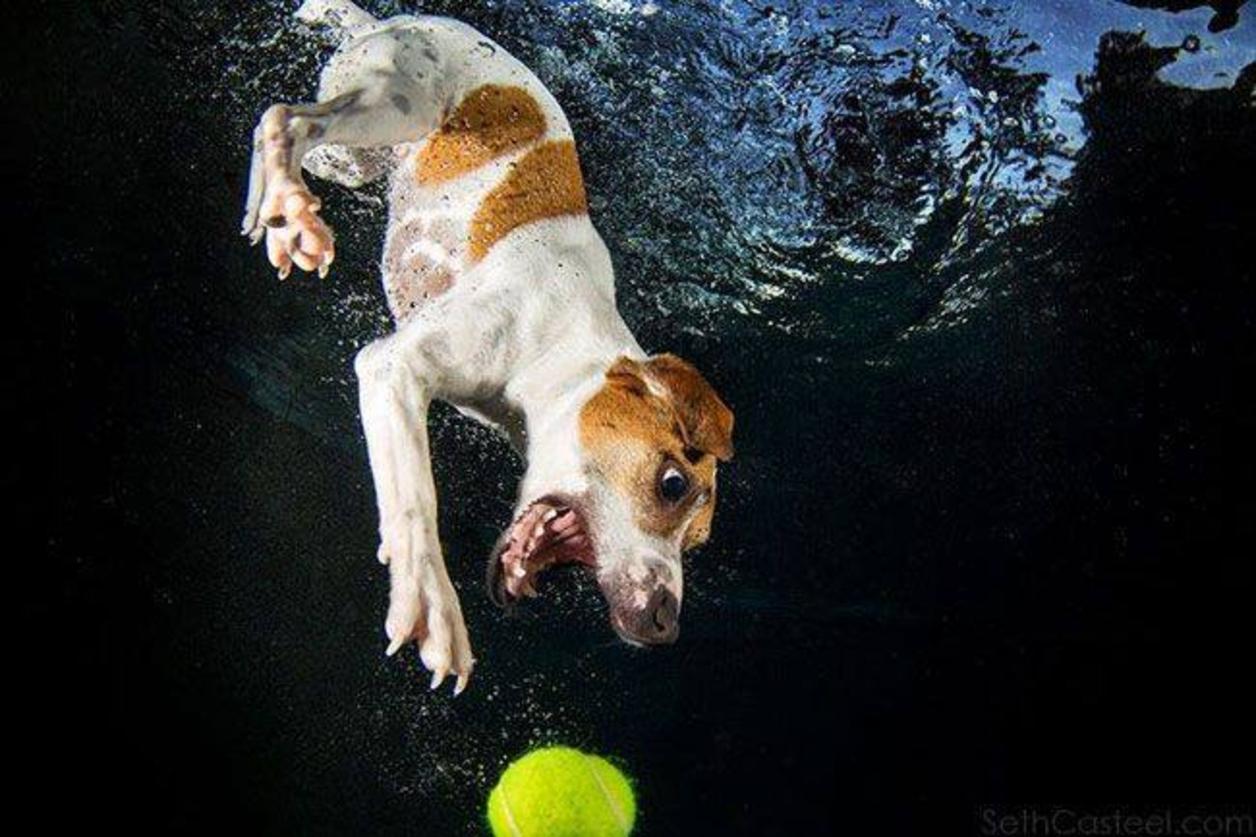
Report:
13,0,1255,833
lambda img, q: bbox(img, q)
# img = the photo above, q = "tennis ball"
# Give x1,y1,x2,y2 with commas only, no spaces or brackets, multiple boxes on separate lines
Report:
487,746,636,836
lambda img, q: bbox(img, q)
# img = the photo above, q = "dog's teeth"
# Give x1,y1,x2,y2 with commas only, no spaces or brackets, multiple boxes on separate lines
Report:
543,509,558,522
533,523,545,538
512,564,527,578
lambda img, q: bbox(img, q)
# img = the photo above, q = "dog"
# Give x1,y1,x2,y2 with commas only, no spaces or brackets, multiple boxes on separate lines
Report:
242,0,734,694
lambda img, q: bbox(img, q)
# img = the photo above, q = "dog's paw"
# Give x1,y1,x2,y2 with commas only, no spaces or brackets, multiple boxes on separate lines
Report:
385,564,476,695
255,184,336,280
241,105,336,280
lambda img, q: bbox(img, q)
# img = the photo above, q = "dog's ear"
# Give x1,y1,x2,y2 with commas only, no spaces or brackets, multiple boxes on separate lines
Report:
604,356,655,398
644,354,735,462
603,355,735,461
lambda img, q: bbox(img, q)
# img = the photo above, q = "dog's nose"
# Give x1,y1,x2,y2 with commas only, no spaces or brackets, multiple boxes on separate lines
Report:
634,588,679,644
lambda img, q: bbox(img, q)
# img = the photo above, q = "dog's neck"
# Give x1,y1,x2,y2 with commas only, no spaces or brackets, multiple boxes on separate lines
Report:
512,311,644,503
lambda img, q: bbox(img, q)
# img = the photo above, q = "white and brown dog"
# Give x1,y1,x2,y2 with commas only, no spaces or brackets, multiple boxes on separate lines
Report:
243,0,734,694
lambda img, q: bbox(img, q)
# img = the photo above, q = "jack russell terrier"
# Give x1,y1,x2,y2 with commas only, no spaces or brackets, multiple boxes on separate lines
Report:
242,0,734,694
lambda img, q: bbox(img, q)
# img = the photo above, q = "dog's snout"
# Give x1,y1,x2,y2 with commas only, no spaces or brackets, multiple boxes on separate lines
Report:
629,587,679,645
650,589,679,642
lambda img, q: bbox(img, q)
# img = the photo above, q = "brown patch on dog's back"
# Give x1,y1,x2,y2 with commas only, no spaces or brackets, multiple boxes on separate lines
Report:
468,139,587,262
416,85,546,185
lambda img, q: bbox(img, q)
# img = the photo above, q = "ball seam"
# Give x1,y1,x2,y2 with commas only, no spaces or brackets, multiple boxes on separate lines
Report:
583,754,629,834
497,781,523,837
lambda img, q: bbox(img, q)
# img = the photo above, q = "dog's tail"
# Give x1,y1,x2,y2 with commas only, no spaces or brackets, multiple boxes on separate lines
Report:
295,0,378,39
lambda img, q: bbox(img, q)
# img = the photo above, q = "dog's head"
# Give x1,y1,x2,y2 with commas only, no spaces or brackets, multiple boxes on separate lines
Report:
488,354,734,645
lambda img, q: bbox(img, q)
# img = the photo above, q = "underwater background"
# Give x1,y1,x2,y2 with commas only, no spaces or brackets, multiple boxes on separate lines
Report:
8,0,1254,833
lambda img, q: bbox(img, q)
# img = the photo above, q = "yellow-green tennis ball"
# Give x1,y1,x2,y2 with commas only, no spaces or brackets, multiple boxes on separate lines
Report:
487,746,636,837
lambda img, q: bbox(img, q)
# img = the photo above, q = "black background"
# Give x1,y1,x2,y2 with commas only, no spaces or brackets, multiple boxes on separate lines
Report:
7,1,1254,834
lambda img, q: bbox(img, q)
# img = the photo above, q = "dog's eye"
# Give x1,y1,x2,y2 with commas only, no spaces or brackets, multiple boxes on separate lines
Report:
658,465,689,503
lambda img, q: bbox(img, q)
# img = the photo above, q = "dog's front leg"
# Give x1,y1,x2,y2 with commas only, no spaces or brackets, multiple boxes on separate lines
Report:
355,338,474,694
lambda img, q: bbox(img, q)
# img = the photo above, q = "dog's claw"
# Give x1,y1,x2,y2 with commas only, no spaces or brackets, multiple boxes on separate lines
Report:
380,538,475,693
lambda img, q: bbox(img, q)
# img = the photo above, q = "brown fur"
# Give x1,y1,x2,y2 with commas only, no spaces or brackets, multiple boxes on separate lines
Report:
468,139,588,262
682,485,716,551
415,85,546,185
640,354,735,462
579,356,734,545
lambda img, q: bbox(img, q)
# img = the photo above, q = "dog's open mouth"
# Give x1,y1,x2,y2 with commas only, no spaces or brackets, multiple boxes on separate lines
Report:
487,496,595,605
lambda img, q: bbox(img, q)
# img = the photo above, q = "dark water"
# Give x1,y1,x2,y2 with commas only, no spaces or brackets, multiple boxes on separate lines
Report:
10,0,1255,833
